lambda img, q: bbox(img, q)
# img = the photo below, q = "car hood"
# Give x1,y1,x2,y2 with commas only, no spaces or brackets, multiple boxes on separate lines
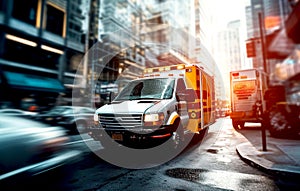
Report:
95,100,168,114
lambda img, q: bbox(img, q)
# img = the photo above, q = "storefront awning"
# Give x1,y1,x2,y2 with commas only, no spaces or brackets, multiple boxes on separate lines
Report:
3,71,65,93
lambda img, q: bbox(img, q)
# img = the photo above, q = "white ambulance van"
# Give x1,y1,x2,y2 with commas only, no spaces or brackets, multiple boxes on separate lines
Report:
89,64,215,149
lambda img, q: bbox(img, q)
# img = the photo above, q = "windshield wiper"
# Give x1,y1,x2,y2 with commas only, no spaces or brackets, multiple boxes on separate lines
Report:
133,97,162,100
115,97,162,101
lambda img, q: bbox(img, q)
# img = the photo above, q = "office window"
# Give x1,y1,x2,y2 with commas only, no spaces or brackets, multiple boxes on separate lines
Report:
4,39,59,70
0,0,5,12
12,0,38,26
45,4,65,36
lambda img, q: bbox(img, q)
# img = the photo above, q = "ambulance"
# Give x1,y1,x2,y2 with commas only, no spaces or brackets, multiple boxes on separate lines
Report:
89,64,216,149
229,69,268,129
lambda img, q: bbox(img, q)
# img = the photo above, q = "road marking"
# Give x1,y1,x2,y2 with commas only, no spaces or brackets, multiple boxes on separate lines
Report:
63,138,94,146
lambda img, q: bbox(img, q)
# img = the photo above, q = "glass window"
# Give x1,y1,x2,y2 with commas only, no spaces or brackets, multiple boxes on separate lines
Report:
115,78,175,101
12,0,38,26
4,39,60,70
45,4,65,36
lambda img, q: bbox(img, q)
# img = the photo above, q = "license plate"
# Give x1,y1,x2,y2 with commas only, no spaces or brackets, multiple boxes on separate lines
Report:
112,134,123,141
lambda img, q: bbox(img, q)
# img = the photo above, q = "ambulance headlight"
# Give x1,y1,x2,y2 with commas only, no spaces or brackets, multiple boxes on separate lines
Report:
144,114,159,122
144,113,164,126
93,113,99,125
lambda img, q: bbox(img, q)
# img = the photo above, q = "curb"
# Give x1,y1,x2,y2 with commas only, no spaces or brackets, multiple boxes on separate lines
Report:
236,142,300,179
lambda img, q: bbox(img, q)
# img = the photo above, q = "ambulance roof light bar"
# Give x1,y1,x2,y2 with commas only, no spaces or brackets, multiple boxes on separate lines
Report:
143,64,186,74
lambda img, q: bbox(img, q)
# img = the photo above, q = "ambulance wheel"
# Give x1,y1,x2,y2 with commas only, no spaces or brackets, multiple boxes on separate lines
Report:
190,127,208,145
232,119,238,129
232,119,244,130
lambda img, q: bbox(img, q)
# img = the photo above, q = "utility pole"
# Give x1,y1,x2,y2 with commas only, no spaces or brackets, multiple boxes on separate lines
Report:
259,12,267,152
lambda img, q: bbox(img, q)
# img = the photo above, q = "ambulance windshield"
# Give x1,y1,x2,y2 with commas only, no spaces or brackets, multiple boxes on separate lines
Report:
114,78,175,101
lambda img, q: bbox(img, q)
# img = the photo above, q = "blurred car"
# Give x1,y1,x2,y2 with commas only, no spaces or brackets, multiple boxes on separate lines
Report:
216,107,231,118
0,115,81,182
34,106,95,134
222,107,231,117
0,108,37,118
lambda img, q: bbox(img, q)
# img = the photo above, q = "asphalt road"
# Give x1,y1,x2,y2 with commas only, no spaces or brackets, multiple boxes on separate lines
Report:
4,117,298,191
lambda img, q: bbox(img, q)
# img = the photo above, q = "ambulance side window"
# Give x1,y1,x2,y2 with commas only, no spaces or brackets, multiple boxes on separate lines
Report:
163,80,175,99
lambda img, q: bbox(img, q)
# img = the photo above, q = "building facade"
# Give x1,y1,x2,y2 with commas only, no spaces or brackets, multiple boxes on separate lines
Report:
0,0,217,109
93,0,211,99
0,0,87,109
245,0,292,72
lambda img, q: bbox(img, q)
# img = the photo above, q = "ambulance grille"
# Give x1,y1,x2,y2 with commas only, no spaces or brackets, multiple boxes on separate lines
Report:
99,114,143,129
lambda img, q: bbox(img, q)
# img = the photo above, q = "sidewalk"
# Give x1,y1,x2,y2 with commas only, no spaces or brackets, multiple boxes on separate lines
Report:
236,132,300,178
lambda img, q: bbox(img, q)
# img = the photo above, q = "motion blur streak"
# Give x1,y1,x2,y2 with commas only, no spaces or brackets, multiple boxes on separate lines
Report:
0,150,81,180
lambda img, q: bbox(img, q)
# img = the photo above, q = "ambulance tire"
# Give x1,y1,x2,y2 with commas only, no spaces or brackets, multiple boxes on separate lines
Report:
191,127,208,145
232,119,244,130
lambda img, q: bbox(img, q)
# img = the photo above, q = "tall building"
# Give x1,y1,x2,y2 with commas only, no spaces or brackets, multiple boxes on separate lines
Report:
197,0,216,75
141,0,194,66
245,0,264,69
212,20,243,100
94,0,210,90
0,0,87,109
245,0,292,71
228,20,243,71
82,0,219,108
91,0,149,96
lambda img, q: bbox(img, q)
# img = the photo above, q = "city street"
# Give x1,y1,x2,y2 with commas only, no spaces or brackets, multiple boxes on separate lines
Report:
1,1,300,191
5,117,299,191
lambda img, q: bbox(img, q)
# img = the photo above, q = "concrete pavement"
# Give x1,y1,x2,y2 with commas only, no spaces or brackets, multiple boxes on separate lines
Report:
236,125,300,178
